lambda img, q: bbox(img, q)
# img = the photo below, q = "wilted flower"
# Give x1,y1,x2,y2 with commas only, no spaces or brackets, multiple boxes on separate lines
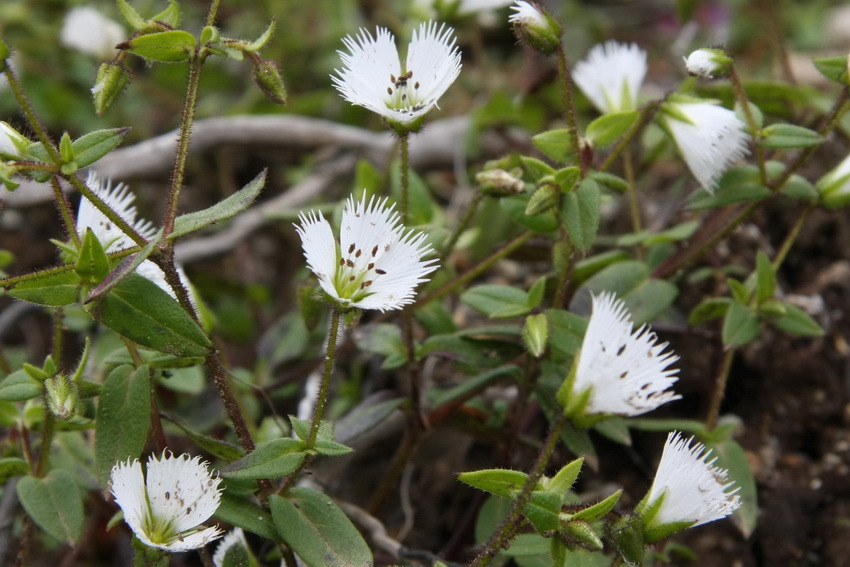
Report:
508,1,562,54
817,153,850,209
110,453,223,552
684,47,732,79
660,99,750,192
573,41,647,114
61,6,125,60
332,21,461,127
212,528,254,567
640,431,741,541
562,292,680,419
296,195,438,311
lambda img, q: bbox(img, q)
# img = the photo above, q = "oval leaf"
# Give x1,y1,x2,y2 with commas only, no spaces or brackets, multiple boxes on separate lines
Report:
5,266,80,306
562,178,601,253
94,364,151,485
585,111,639,147
270,488,372,567
0,369,42,402
170,170,266,239
72,128,129,168
220,438,306,480
759,124,824,149
17,470,84,546
461,284,530,319
122,30,196,62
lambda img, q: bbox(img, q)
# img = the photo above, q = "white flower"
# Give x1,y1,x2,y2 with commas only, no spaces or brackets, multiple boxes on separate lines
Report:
61,7,125,60
642,431,741,533
332,21,462,125
571,292,680,416
661,100,750,192
212,528,250,567
295,195,438,311
683,48,731,79
508,1,549,28
110,453,223,552
573,41,647,114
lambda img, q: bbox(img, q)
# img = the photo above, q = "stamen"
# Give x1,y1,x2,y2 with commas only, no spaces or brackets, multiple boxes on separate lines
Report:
348,243,355,254
367,263,374,269
339,258,345,266
355,249,362,257
346,259,354,267
375,269,386,275
371,245,378,256
387,87,393,95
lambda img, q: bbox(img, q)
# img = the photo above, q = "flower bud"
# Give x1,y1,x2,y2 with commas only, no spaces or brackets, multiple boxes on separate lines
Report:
522,313,549,357
509,1,562,55
0,122,31,157
45,375,77,420
475,168,525,196
684,48,732,79
252,59,287,105
92,62,130,115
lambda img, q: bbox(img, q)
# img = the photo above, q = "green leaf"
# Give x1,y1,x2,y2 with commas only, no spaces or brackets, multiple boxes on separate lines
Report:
4,266,80,306
116,0,147,29
313,439,353,457
572,489,622,522
545,309,587,362
431,365,521,409
722,302,761,347
75,228,110,283
689,165,771,210
588,171,629,194
170,170,266,239
246,18,276,51
216,491,281,542
709,438,757,537
524,491,562,533
772,303,824,337
165,413,245,461
593,417,631,445
548,457,583,496
585,111,638,147
220,438,306,480
689,297,731,325
532,129,574,163
520,156,555,182
90,273,211,357
813,55,848,85
94,364,150,485
561,178,600,253
335,398,404,444
759,124,824,149
458,468,532,499
0,457,29,482
351,323,406,369
152,0,181,27
755,251,775,303
0,369,41,401
17,470,84,545
501,194,559,232
461,284,530,318
270,488,372,567
123,30,196,62
779,173,818,201
727,277,751,304
72,128,129,168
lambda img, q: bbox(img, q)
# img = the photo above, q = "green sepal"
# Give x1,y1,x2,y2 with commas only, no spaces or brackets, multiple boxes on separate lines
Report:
525,184,559,215
547,457,583,497
59,132,75,168
170,170,266,238
585,111,638,148
560,519,603,550
219,438,306,480
88,272,211,357
245,18,276,52
644,519,695,544
122,30,196,62
571,488,622,522
522,313,549,357
72,128,129,168
251,60,287,105
609,514,645,565
75,228,111,283
23,362,49,382
93,63,131,115
116,0,147,30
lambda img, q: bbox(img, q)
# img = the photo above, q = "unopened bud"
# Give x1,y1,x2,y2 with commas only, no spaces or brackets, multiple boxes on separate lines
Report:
684,48,732,79
476,168,525,196
525,183,558,215
509,1,562,55
92,62,130,115
44,375,77,420
0,122,31,157
522,313,549,357
252,59,287,105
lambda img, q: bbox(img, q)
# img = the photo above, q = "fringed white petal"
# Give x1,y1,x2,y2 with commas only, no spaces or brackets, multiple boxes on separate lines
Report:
573,40,647,114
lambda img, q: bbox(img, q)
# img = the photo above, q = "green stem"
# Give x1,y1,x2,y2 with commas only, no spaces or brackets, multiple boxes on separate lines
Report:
308,308,342,447
440,192,483,263
729,64,767,184
50,177,79,247
623,145,643,241
469,412,567,567
400,133,410,224
418,230,534,306
208,353,256,453
772,203,814,272
599,102,659,173
555,45,585,176
552,227,573,309
706,348,735,430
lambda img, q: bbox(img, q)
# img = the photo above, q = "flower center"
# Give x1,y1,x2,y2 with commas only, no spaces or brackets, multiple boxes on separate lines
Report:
385,71,425,112
332,241,390,304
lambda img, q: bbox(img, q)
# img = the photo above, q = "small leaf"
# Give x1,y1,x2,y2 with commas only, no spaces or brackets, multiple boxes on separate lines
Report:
759,124,824,149
335,398,404,445
689,166,771,210
561,178,600,253
461,284,530,318
755,251,775,303
246,18,276,51
520,156,555,182
17,470,84,545
813,55,848,85
772,303,824,337
0,369,41,401
152,0,181,27
589,171,630,194
0,457,29,482
501,194,559,232
170,170,266,239
545,309,587,362
689,297,731,325
572,489,622,522
216,491,281,542
71,128,129,168
523,491,562,533
270,488,372,567
75,228,110,283
313,439,353,457
220,438,306,480
94,364,150,485
532,129,574,163
116,0,147,29
722,302,761,347
164,413,245,461
4,266,80,306
90,273,211,357
585,111,638,147
548,457,583,496
122,30,196,62
458,468,532,499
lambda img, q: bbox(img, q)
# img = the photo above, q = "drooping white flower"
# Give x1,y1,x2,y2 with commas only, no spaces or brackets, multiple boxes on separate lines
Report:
660,99,750,192
110,453,223,552
212,528,252,567
570,292,680,417
508,1,549,28
573,41,647,114
332,21,462,126
817,153,850,209
295,195,438,311
641,431,741,537
61,7,125,60
684,48,732,79
508,1,562,54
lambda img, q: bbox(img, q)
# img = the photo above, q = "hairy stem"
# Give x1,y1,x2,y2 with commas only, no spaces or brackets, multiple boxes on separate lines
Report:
729,64,767,184
308,308,342,447
440,192,483,263
706,348,736,430
555,45,585,177
400,133,411,224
